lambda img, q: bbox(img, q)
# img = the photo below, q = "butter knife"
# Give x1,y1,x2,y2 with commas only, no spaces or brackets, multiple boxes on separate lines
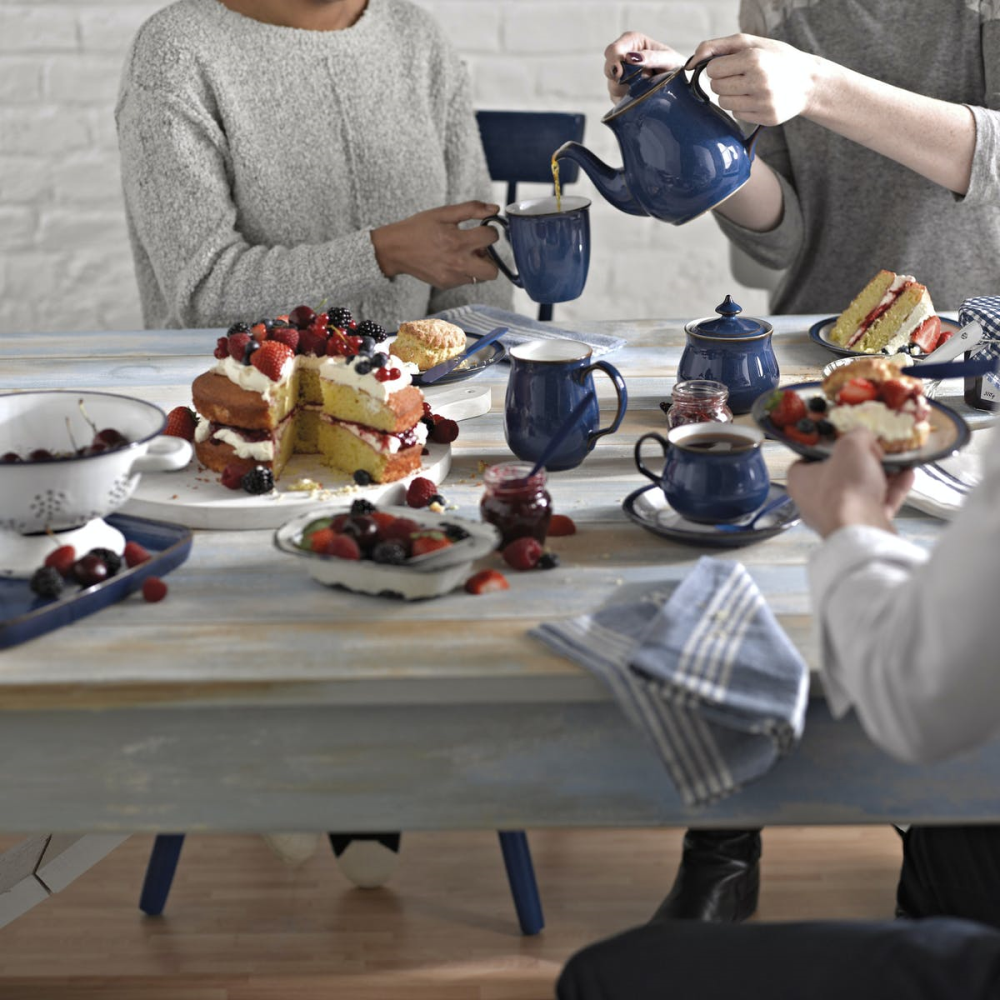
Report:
418,326,508,384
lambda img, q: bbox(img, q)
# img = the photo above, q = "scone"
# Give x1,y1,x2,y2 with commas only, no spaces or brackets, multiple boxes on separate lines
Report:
392,319,466,371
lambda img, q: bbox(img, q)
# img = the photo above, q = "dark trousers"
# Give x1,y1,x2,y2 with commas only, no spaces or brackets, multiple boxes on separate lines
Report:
556,918,1000,1000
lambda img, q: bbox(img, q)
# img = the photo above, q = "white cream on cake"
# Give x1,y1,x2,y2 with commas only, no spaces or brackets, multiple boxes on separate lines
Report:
212,354,294,399
827,400,925,443
878,297,936,355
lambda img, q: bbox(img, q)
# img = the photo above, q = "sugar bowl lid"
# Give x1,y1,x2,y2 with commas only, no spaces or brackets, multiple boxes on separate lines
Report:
686,295,773,340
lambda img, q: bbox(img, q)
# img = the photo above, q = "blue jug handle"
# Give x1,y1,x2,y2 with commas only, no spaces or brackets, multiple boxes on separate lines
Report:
688,58,764,156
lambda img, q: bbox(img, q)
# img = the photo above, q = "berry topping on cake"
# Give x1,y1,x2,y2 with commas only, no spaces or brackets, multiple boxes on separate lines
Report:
328,306,353,329
142,577,168,603
406,477,438,508
214,336,229,360
164,406,197,441
297,327,328,356
250,341,294,381
502,536,543,571
836,377,879,406
357,320,387,343
548,514,577,536
123,541,151,567
227,321,250,336
465,569,510,595
289,305,316,329
268,327,300,353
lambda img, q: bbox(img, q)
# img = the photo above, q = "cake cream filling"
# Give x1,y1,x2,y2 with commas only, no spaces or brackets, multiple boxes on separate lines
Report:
194,413,288,461
874,298,935,355
319,411,428,454
828,400,927,442
845,274,913,348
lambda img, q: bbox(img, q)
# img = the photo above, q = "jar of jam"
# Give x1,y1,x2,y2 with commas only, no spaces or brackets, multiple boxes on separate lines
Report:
660,379,733,429
964,348,999,411
480,462,552,547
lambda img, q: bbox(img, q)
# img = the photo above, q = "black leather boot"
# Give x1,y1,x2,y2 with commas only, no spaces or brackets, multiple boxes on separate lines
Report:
651,828,761,923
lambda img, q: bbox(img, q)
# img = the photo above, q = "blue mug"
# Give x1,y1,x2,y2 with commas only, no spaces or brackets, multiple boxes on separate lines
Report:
484,196,590,303
634,422,770,524
504,340,628,471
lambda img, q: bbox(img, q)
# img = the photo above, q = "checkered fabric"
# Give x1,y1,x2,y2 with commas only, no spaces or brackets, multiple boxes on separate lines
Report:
958,297,1000,404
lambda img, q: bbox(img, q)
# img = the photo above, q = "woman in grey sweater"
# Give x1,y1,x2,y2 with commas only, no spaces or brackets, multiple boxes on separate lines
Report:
116,0,511,331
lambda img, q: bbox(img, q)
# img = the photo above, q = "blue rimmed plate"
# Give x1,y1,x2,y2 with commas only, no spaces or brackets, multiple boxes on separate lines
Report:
0,513,192,649
808,316,962,359
622,483,800,549
751,381,972,471
403,331,507,387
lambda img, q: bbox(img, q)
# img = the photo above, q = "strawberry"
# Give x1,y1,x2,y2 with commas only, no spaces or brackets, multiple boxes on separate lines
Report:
250,322,267,338
220,463,246,490
878,379,916,411
323,534,361,560
465,568,510,595
227,331,251,362
548,514,576,536
411,532,452,558
406,477,438,508
764,389,806,428
837,377,878,406
429,418,459,444
785,421,820,447
910,315,942,355
268,326,300,353
44,544,77,577
142,576,168,603
250,340,294,381
164,406,197,441
123,541,151,567
502,536,543,571
298,327,328,356
309,527,338,553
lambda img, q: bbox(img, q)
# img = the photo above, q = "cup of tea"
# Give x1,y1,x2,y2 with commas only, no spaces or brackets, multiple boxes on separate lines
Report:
504,339,627,471
483,195,591,303
634,423,770,523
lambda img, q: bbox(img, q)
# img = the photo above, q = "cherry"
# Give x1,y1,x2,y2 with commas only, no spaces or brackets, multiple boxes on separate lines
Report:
94,428,128,449
341,515,379,551
1,452,21,463
28,448,54,461
72,554,109,586
289,305,316,329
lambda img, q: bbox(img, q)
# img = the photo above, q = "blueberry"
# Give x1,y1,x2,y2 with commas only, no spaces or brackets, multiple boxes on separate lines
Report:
816,419,836,437
353,469,372,486
807,396,827,413
359,336,375,354
795,418,814,433
243,338,260,365
354,360,372,375
370,352,388,369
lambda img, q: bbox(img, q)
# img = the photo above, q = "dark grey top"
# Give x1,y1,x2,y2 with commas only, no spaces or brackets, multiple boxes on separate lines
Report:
116,0,511,330
715,0,1000,313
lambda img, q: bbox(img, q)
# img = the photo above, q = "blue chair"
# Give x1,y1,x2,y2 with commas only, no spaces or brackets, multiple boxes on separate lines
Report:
140,829,543,935
476,110,586,322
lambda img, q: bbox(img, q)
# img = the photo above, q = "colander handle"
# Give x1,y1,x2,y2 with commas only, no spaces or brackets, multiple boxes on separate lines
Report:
133,435,192,473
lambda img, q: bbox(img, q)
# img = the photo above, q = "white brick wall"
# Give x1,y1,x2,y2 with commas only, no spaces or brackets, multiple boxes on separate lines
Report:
0,0,769,335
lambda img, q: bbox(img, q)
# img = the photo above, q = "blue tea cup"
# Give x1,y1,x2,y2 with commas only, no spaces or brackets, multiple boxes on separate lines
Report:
634,422,770,524
504,340,628,471
484,195,590,304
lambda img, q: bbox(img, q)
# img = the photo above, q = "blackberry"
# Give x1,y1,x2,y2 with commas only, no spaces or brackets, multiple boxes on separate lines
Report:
354,359,372,375
371,540,408,565
353,469,372,486
538,552,560,570
243,337,260,365
357,319,387,343
351,498,377,516
328,306,353,329
227,321,250,336
241,466,274,495
89,547,122,576
421,416,435,433
30,565,64,598
816,419,836,437
370,352,388,368
807,396,827,413
442,523,470,542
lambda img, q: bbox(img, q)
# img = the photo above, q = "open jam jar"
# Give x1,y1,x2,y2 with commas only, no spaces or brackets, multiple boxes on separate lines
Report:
480,462,552,547
660,379,733,429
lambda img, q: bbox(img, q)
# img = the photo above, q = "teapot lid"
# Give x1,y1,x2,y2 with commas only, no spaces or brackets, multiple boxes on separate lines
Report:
603,63,681,123
688,295,772,340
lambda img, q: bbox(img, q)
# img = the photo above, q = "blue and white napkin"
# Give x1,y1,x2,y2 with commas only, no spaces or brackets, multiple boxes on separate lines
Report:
531,557,809,807
431,304,627,357
958,296,1000,407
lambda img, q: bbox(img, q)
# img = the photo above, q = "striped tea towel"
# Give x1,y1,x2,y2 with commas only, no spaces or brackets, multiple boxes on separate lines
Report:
531,557,809,806
431,304,627,357
958,297,1000,406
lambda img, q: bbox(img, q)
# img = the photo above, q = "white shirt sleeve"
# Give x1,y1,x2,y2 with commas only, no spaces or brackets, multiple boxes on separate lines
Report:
808,423,1000,763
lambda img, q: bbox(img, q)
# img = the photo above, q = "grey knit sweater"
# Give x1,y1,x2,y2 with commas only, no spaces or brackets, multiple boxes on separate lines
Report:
116,0,511,330
715,0,1000,313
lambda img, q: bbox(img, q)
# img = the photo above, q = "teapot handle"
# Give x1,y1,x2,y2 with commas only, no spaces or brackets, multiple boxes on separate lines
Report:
688,59,764,156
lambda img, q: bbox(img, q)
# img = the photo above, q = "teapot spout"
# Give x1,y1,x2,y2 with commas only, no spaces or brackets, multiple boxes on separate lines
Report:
553,141,648,217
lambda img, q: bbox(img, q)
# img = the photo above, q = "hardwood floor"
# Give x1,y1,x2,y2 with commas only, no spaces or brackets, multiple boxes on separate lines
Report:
0,826,902,999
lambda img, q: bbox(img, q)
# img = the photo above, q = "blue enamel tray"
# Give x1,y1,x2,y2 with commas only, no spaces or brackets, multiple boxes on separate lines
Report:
0,513,192,649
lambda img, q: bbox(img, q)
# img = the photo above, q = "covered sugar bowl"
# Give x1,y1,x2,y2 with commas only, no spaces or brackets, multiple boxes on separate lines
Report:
677,295,779,414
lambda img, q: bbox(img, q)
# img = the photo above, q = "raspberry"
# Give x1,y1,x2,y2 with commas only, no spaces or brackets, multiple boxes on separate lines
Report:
164,406,197,441
227,332,251,362
502,537,543,571
324,534,361,560
142,576,168,602
250,341,294,381
213,336,229,360
44,544,77,577
30,565,64,599
241,466,274,495
406,477,438,508
465,569,510,595
429,418,459,445
268,327,299,353
220,463,246,490
548,514,577,536
123,541,151,567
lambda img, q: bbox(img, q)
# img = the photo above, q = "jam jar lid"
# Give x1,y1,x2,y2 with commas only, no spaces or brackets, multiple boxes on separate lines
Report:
686,295,773,340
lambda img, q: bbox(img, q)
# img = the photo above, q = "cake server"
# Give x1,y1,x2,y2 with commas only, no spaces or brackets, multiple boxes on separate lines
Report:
418,326,509,384
917,320,983,366
901,356,998,381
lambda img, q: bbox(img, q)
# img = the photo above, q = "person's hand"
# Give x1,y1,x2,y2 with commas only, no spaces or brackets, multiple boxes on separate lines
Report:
603,32,686,102
786,429,915,538
371,201,501,290
686,33,824,126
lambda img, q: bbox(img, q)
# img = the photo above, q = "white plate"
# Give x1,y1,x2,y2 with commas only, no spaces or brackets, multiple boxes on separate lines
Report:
274,505,500,600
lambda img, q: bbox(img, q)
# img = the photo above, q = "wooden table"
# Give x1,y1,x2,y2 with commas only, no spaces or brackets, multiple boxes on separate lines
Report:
2,317,998,860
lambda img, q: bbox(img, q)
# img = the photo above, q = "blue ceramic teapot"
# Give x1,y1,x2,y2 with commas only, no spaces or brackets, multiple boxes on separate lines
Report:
677,295,779,414
554,60,762,225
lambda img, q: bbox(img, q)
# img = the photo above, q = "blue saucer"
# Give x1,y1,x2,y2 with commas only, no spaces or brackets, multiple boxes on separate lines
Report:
808,316,962,359
622,483,800,549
